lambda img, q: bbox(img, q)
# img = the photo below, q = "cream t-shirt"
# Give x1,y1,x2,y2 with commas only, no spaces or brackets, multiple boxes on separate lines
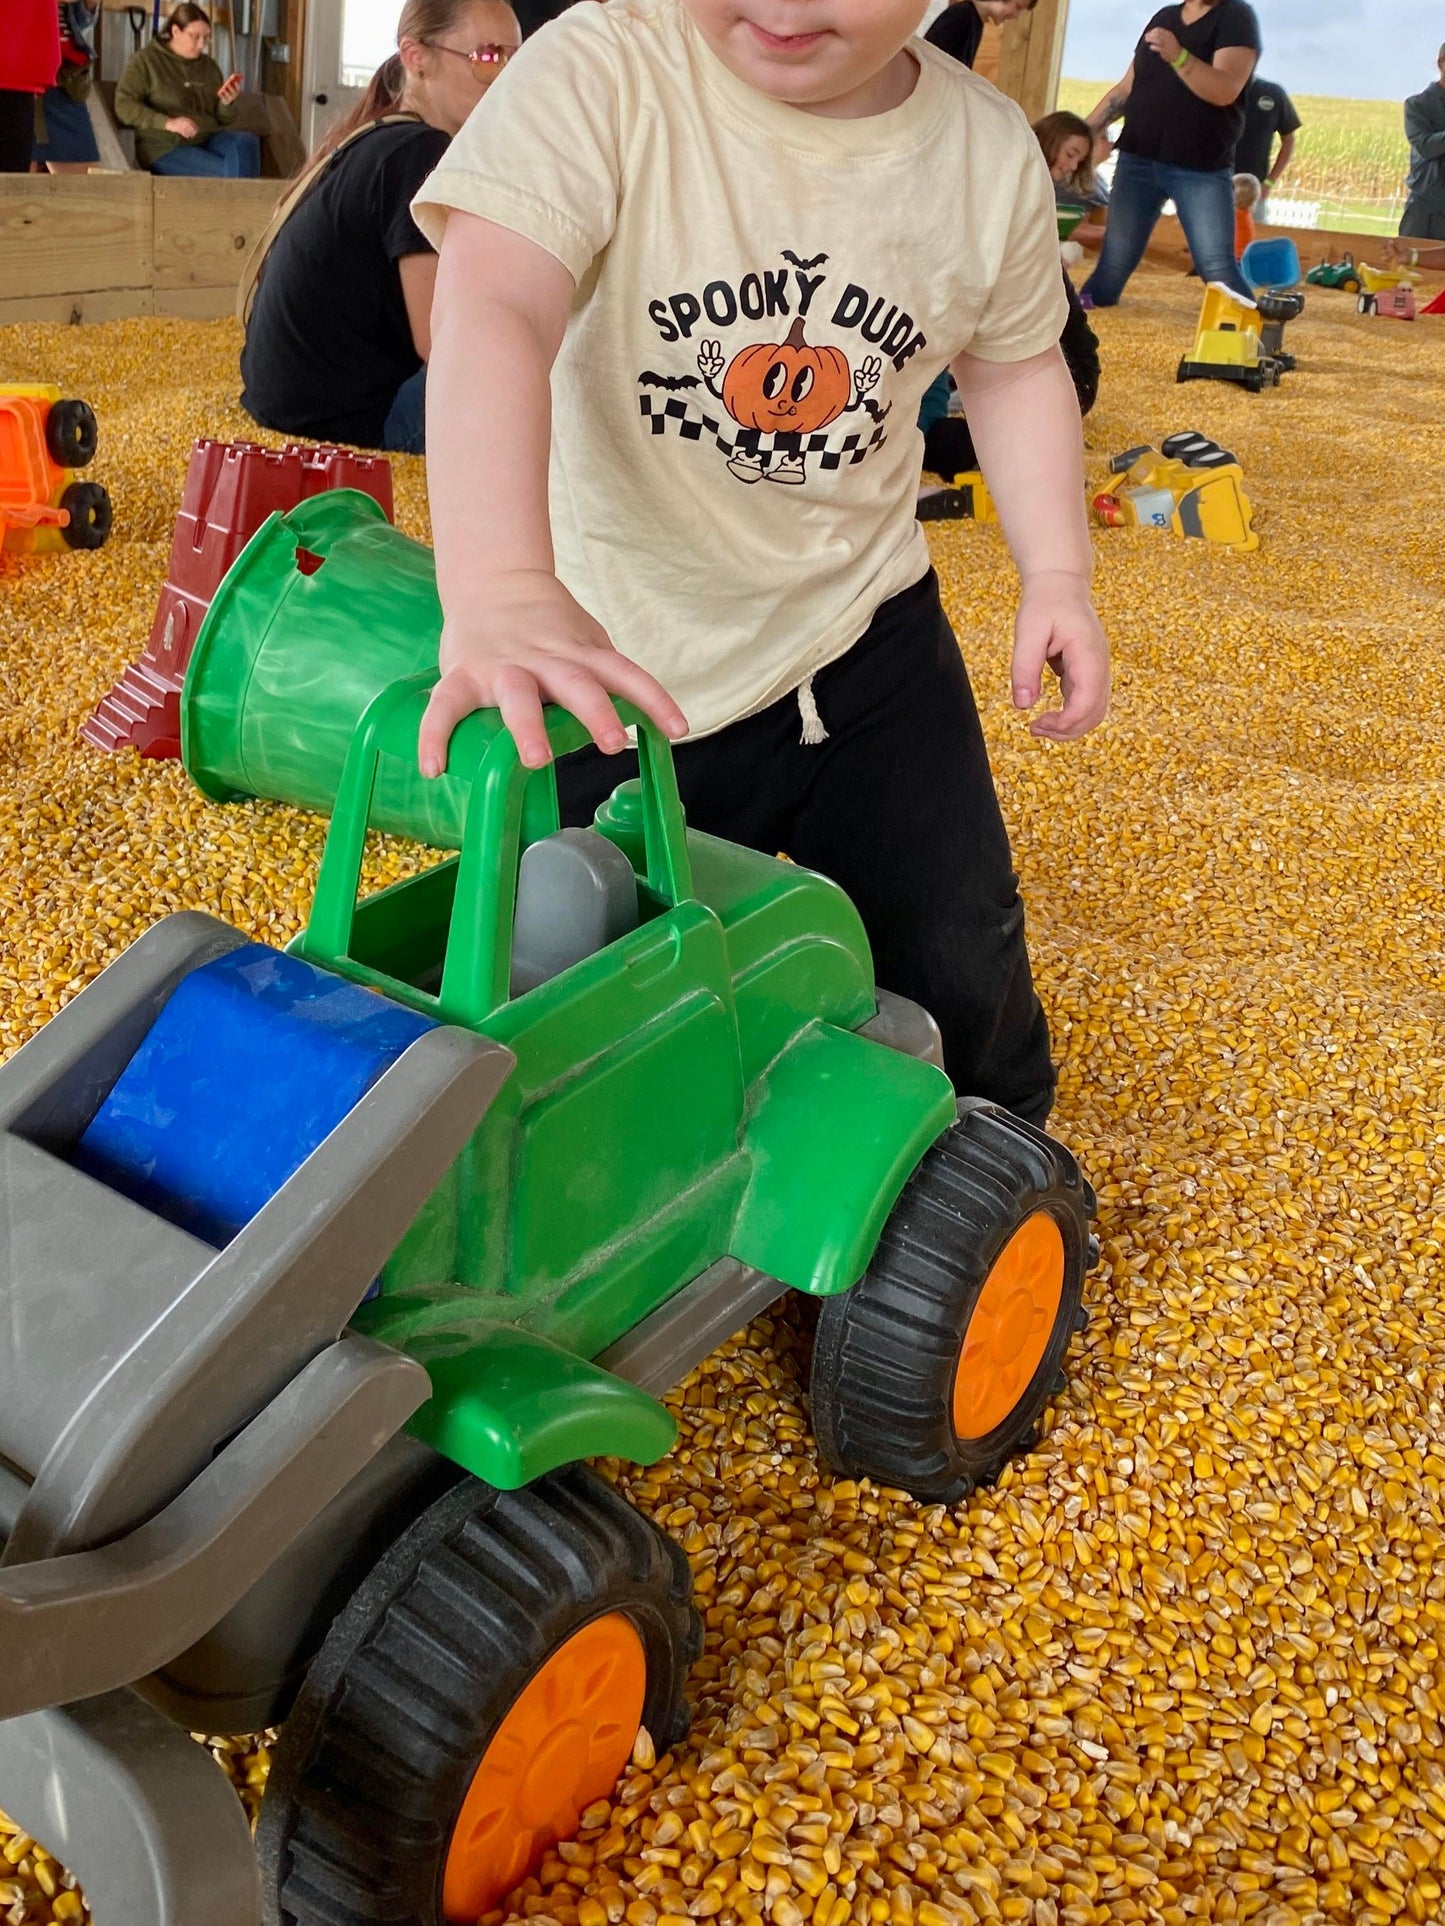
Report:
413,0,1067,739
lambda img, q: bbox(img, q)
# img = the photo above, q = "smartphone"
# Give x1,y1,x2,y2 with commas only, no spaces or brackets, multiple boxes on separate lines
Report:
224,72,244,90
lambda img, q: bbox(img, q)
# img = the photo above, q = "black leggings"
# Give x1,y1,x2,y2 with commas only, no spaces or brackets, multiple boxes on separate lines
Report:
555,569,1055,1124
0,92,36,173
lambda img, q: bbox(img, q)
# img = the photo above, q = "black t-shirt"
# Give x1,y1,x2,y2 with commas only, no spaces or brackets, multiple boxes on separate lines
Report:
1118,2,1261,173
240,119,450,449
511,0,582,36
1234,76,1300,183
924,3,984,71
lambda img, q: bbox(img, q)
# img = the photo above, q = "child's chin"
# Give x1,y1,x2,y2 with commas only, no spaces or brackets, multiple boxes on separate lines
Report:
732,57,842,103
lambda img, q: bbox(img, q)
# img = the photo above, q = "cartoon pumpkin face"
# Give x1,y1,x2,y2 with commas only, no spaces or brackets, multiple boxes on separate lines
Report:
721,317,852,435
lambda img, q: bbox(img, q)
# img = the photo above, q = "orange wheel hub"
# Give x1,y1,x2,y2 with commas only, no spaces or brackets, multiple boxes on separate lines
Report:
441,1613,646,1924
951,1212,1065,1441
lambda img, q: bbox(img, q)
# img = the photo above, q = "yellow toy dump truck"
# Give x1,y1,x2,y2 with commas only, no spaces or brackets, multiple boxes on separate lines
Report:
1176,284,1303,393
1092,431,1258,553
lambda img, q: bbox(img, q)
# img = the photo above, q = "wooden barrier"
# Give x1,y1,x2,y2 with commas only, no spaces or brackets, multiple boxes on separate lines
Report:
0,175,283,326
1141,216,1437,276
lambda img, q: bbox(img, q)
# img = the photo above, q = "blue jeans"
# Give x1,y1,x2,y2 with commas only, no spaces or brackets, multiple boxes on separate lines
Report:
383,366,427,454
151,130,260,178
1083,151,1254,307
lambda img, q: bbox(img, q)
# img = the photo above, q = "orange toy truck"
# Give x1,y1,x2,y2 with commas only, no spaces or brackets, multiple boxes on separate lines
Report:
0,385,112,554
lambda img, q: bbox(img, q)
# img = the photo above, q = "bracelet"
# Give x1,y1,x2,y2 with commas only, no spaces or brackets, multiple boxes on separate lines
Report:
1411,248,1420,267
1171,48,1189,71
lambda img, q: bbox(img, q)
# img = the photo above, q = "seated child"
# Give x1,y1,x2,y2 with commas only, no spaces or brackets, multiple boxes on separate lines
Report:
412,0,1111,1124
1233,172,1262,261
1035,108,1109,249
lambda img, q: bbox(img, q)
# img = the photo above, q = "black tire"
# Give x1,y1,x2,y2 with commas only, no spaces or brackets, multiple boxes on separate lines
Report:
257,1466,701,1926
809,1101,1094,1507
45,398,97,469
1176,359,1195,383
58,480,112,550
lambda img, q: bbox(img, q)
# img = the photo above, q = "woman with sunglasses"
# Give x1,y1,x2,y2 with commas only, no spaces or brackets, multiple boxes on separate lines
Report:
240,0,520,453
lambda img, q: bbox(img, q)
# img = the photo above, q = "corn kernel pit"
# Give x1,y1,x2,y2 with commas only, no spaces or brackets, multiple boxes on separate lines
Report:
2,265,1444,1926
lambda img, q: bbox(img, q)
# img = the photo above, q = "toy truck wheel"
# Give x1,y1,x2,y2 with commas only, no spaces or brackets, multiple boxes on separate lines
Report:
257,1465,700,1926
808,1101,1093,1506
45,398,98,469
59,480,112,550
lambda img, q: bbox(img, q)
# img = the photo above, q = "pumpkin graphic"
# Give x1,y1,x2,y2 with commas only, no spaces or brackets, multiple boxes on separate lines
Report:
721,317,852,435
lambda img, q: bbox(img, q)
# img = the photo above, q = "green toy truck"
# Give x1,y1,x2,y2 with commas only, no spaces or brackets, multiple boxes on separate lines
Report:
0,495,1096,1926
1305,252,1362,293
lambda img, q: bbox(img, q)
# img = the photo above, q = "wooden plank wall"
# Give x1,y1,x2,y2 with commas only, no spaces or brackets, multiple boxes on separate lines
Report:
997,0,1071,124
0,176,282,326
975,1,1071,122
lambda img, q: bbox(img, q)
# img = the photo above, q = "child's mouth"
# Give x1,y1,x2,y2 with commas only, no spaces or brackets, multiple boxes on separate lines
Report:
746,22,829,55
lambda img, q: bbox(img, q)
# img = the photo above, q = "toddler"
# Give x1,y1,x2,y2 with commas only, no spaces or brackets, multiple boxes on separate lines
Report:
1233,170,1262,259
412,0,1111,1124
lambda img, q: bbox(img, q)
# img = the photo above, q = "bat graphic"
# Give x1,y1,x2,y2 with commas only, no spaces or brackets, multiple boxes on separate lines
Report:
639,372,702,390
781,250,829,271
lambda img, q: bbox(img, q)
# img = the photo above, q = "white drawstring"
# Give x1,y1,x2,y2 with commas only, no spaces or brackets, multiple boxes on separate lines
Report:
797,675,829,746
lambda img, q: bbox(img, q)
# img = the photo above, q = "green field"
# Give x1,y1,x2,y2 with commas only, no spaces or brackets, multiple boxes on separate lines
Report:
1058,80,1410,234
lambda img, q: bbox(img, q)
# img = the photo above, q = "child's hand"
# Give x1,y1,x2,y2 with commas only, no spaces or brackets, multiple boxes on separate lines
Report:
1010,571,1111,742
419,569,689,776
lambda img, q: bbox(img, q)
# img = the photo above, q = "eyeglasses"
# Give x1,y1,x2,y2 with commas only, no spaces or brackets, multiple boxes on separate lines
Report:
420,39,518,68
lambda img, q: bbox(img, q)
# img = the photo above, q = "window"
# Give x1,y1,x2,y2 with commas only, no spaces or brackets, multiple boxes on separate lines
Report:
340,0,401,87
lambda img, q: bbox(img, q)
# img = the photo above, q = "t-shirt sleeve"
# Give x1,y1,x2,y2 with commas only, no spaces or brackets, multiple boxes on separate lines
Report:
963,134,1070,364
1216,1,1262,51
1278,88,1302,137
411,10,623,281
379,127,452,260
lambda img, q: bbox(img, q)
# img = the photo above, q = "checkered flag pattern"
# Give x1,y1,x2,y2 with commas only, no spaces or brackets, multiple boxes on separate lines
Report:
637,391,891,470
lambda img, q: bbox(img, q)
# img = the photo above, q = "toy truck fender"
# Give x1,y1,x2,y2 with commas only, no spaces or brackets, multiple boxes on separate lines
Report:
730,1020,958,1296
405,1324,679,1489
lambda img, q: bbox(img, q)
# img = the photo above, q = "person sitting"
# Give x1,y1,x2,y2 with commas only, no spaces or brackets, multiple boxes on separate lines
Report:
115,3,258,176
1036,109,1109,249
239,0,521,455
1232,170,1261,258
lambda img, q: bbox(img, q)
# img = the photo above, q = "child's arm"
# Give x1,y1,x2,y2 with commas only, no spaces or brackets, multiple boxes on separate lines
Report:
951,344,1110,742
418,212,688,777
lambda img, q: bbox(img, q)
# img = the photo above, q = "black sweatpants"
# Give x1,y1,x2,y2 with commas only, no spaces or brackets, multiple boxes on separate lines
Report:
555,569,1055,1124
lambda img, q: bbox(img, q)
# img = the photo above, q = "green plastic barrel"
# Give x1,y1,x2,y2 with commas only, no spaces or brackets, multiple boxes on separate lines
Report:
181,489,472,849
